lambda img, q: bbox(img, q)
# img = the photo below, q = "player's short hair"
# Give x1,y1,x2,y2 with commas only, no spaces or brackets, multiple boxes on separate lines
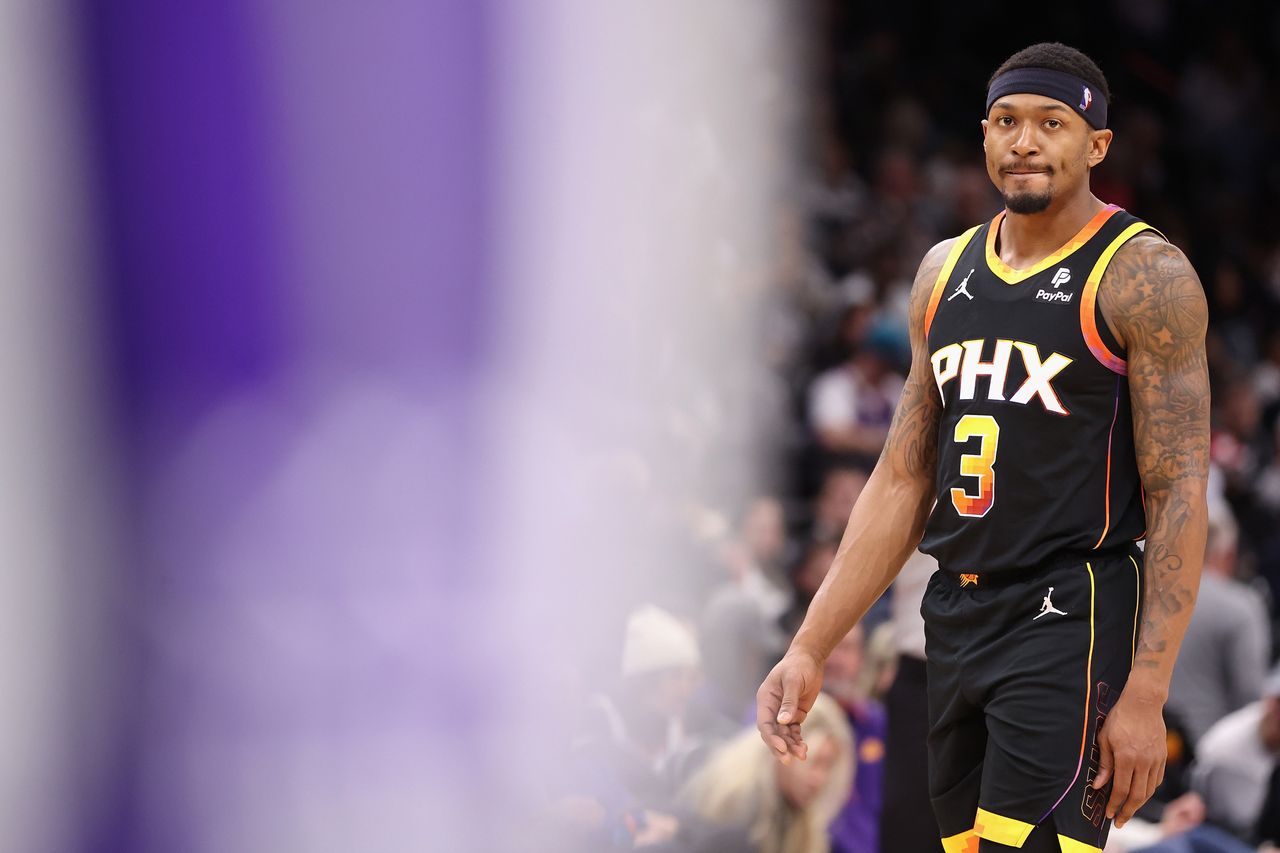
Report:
989,43,1111,106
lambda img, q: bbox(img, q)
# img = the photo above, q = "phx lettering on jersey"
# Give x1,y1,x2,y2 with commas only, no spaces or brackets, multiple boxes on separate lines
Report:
930,339,1073,415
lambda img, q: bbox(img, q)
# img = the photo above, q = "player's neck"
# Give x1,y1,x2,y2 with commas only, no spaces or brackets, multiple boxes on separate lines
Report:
997,193,1108,270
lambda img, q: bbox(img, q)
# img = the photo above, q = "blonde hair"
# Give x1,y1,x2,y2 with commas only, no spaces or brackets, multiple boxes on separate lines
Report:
857,621,899,701
680,693,854,853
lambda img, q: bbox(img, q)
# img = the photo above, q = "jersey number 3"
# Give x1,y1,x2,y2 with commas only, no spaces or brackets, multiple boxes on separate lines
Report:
951,414,999,517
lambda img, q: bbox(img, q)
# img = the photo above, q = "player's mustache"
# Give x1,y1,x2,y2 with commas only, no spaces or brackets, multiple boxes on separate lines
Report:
1001,162,1054,174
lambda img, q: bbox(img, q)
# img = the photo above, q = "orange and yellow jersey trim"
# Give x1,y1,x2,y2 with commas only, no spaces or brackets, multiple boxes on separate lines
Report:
924,225,982,339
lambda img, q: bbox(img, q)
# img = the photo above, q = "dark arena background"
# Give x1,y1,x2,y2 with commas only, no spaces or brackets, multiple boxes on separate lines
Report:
1,1,1276,851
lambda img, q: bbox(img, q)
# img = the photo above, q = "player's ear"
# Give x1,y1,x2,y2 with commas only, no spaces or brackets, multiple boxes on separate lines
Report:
1086,128,1113,169
981,118,989,140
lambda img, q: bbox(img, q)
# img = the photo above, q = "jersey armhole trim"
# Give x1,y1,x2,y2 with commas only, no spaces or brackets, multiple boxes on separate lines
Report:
924,225,982,338
1079,222,1164,375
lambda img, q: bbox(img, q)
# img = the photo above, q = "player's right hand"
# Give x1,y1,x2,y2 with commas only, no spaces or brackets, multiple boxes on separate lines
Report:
755,650,823,764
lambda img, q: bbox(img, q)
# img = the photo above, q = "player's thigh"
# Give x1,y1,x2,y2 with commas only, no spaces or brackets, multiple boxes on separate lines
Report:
979,555,1139,850
924,572,990,843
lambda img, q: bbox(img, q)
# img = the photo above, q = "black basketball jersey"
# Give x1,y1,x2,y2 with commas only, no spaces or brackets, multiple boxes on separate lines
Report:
918,204,1161,573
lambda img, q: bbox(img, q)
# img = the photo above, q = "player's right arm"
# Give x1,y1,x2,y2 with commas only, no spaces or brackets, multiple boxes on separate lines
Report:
756,237,952,763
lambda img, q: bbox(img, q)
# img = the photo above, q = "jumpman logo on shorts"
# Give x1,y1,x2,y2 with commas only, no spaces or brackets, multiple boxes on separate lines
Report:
1033,586,1067,620
948,268,975,301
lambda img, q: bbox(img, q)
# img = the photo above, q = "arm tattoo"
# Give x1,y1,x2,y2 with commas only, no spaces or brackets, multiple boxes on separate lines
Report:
879,241,949,482
1099,235,1210,677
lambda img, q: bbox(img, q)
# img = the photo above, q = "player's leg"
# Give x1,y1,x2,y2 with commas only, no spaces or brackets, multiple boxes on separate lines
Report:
922,571,989,852
974,549,1140,851
1037,550,1144,851
929,711,987,852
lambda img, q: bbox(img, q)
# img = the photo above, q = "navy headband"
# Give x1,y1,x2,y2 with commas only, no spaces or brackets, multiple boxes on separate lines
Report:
986,67,1108,129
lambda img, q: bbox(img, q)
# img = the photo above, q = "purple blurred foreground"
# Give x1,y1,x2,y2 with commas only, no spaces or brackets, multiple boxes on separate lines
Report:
11,2,1280,853
0,0,785,851
75,1,496,850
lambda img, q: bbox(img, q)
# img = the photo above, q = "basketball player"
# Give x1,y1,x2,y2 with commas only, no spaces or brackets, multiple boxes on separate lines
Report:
757,43,1208,852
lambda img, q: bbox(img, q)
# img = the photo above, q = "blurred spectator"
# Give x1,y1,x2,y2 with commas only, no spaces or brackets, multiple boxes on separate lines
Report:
880,551,944,852
741,496,790,573
1211,382,1265,489
1178,30,1265,200
577,606,705,807
784,539,839,635
1256,423,1280,518
1103,792,1257,853
823,625,888,853
807,334,903,467
724,496,795,623
1210,380,1273,553
681,692,854,853
1252,329,1280,416
810,467,868,542
560,606,771,852
802,133,868,233
858,622,899,700
1190,667,1280,839
1152,709,1199,810
696,585,787,733
1206,260,1260,369
1167,507,1270,744
811,302,877,375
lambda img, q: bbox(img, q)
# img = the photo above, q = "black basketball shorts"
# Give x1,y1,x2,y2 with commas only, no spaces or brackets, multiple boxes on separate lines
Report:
921,545,1142,852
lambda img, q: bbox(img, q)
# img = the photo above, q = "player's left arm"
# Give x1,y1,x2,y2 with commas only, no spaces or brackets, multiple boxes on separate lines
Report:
1093,234,1210,827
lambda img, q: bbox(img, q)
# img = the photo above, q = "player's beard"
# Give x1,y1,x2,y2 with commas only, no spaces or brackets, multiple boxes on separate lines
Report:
1003,186,1054,214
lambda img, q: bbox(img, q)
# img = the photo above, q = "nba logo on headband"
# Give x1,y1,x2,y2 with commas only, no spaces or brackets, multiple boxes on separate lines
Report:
1080,86,1093,111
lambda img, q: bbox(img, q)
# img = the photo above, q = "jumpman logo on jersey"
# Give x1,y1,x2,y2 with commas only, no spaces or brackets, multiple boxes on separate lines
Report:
948,268,975,301
1033,586,1068,620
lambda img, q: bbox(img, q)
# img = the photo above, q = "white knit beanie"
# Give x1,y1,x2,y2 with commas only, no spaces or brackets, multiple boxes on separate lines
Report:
621,605,701,677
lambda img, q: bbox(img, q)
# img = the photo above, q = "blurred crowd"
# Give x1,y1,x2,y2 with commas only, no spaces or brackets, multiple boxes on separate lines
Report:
540,4,1280,852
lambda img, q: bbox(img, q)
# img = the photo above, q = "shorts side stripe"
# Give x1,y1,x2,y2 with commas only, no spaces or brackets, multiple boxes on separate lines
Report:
1058,834,1103,852
974,807,1035,847
940,828,978,853
1042,562,1097,821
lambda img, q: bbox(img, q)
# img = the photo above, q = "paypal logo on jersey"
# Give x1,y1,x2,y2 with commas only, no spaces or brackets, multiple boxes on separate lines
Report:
930,338,1073,414
1035,288,1074,304
1036,267,1075,304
